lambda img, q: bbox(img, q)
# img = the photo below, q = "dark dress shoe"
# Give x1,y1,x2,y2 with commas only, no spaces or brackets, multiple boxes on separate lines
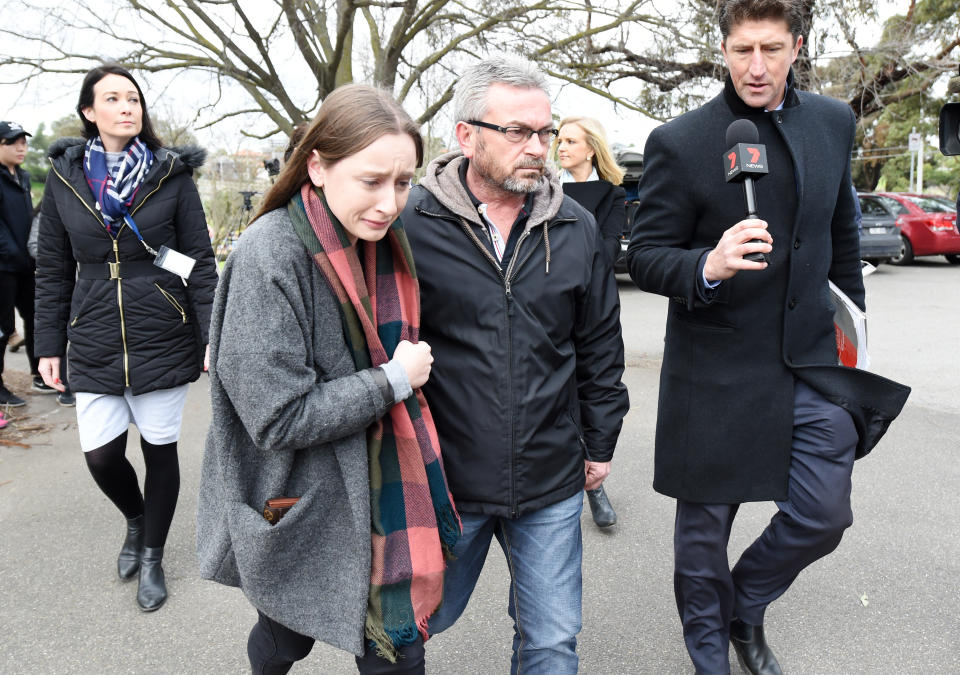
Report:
730,618,782,675
137,547,168,612
117,515,144,580
586,485,617,527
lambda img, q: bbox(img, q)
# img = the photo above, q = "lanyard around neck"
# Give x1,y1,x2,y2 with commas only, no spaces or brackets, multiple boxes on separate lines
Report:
121,213,159,256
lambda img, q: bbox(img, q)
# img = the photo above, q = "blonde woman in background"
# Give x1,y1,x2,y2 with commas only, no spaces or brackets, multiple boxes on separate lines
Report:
555,115,626,528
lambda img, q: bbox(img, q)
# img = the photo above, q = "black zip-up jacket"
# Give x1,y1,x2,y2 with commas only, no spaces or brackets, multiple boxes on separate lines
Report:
0,164,34,273
35,137,218,395
403,151,629,518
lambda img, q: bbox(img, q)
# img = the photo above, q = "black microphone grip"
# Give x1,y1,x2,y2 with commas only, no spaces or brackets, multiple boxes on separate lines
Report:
724,119,769,265
741,177,768,263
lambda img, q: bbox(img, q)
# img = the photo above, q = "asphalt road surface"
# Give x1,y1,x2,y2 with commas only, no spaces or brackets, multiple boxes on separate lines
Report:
1,257,957,673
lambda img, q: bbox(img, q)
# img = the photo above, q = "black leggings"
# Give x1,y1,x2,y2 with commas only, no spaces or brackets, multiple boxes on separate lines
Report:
247,610,425,674
83,431,180,548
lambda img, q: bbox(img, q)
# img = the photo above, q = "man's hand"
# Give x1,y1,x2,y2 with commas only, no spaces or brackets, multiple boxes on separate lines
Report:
584,460,611,491
38,356,66,392
703,218,772,282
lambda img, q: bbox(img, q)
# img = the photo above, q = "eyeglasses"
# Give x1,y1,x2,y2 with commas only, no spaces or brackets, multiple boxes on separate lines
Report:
468,120,559,144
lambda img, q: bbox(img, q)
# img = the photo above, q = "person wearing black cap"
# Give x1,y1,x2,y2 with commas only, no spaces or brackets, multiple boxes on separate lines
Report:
0,121,50,407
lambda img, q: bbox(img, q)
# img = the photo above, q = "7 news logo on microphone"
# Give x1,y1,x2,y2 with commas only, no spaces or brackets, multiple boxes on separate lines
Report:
724,143,769,182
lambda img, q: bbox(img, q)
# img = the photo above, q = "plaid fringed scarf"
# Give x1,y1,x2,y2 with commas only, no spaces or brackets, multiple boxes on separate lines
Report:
287,183,460,661
83,136,153,236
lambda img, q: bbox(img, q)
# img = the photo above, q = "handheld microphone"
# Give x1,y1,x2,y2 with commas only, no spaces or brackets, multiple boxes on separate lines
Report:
724,119,769,263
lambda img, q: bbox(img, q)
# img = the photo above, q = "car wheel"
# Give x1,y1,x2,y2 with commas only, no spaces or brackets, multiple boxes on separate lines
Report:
945,254,960,265
888,235,914,266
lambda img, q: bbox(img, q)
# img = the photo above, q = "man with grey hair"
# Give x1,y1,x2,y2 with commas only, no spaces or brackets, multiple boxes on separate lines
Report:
403,56,629,673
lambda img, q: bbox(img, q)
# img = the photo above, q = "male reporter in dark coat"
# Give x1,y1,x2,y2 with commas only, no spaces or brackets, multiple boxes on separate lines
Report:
626,1,910,673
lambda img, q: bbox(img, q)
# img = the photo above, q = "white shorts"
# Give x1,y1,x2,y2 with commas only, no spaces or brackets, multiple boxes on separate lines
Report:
75,385,190,452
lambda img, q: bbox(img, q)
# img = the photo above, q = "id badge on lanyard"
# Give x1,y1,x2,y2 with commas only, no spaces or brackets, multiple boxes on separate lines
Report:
123,214,197,279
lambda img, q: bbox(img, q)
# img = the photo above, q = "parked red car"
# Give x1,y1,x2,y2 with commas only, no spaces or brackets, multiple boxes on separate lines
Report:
869,192,960,265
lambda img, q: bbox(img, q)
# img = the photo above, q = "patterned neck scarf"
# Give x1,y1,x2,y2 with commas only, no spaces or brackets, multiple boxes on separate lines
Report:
83,136,153,236
287,183,460,662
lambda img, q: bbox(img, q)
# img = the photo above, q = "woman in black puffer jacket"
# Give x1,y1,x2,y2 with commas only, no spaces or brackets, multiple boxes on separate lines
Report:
34,64,217,612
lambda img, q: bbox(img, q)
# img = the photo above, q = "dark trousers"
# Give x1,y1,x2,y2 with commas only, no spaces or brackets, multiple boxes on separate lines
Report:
248,610,426,674
0,269,38,386
674,380,858,674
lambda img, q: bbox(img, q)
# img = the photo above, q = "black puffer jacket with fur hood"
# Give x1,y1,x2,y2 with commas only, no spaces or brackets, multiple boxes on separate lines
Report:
35,137,218,396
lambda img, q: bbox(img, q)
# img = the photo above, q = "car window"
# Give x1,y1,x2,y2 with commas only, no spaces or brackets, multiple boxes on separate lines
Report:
930,197,957,212
876,195,908,215
905,196,952,213
858,197,889,217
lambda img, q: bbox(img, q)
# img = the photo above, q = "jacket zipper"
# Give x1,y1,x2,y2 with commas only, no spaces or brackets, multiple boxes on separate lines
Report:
155,283,187,323
500,227,549,518
50,156,177,388
419,206,573,518
453,215,505,279
130,160,176,217
453,216,532,517
112,238,131,386
48,161,104,227
478,218,561,516
505,231,534,517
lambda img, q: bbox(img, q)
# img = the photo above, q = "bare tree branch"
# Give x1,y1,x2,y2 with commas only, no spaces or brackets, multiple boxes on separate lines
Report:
5,0,950,145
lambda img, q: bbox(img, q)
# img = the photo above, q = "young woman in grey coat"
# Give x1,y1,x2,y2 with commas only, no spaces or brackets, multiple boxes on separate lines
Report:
197,85,459,674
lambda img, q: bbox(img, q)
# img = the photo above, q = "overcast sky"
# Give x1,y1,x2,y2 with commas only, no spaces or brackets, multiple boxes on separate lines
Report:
1,0,900,155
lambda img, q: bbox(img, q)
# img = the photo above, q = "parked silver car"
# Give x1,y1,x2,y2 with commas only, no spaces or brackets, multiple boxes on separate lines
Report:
857,193,904,265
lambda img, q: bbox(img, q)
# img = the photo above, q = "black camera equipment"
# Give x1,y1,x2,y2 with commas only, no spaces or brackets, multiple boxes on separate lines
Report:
263,159,281,180
216,191,259,261
239,190,258,212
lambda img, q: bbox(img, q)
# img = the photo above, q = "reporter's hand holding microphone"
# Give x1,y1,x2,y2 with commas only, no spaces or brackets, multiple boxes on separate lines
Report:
704,219,773,282
705,118,774,283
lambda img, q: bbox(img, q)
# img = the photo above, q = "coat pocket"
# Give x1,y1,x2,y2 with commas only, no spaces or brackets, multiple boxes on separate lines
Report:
225,478,346,588
672,309,736,333
226,497,308,587
154,283,188,323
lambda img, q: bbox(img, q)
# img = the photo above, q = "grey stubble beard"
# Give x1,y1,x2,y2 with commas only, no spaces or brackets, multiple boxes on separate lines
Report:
475,136,544,195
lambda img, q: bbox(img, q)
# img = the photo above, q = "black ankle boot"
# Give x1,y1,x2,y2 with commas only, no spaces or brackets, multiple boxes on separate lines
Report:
730,618,782,675
137,547,167,612
586,485,617,527
117,515,144,580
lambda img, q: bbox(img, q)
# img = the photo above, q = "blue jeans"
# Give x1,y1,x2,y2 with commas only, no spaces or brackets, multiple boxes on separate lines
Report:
428,491,583,674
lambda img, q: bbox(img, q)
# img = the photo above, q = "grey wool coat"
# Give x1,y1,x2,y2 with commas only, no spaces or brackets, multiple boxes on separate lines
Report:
196,207,393,656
